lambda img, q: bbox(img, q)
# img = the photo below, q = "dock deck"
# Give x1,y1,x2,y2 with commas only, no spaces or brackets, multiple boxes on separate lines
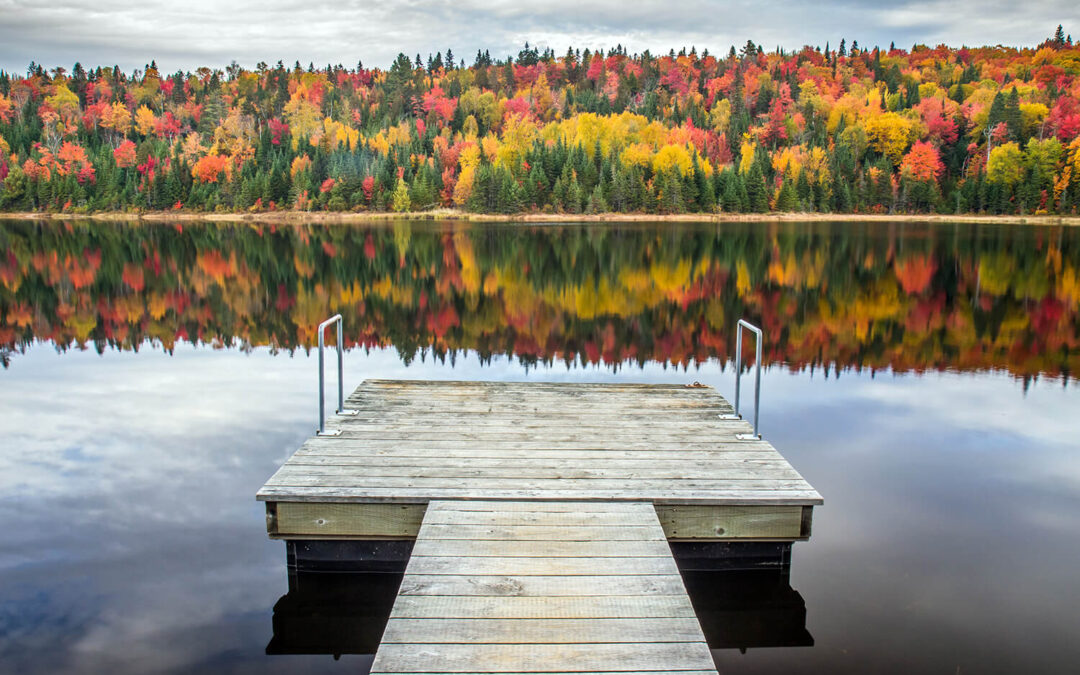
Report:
371,500,717,674
258,379,821,672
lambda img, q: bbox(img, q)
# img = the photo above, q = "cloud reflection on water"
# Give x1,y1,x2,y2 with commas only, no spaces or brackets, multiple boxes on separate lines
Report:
1,341,1078,673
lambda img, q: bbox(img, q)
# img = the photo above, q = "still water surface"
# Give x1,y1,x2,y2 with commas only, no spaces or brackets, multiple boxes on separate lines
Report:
1,219,1078,673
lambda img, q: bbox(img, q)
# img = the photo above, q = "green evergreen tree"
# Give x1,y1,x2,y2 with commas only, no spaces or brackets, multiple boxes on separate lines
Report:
746,164,769,212
1004,88,1022,141
585,183,608,214
775,178,797,211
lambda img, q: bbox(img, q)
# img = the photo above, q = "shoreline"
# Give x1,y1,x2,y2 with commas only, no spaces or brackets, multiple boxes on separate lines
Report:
2,209,1079,226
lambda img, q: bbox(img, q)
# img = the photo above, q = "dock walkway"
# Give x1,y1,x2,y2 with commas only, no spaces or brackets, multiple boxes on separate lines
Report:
258,380,821,671
371,500,717,674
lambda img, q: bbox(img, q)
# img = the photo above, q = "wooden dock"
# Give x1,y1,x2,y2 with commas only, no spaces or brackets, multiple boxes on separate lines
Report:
257,380,821,672
371,500,716,673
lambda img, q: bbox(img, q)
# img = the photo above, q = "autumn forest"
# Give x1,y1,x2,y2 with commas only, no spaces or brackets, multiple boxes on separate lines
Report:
2,219,1077,382
1,29,1080,216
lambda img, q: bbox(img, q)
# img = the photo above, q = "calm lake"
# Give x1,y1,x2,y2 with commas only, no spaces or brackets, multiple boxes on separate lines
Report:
1,218,1078,674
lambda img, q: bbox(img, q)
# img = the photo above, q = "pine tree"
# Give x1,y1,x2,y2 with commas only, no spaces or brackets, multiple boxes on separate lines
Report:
796,170,812,209
585,183,608,213
499,168,523,213
657,169,685,213
720,171,740,212
746,164,769,212
986,92,1006,136
1004,88,1022,141
775,178,797,211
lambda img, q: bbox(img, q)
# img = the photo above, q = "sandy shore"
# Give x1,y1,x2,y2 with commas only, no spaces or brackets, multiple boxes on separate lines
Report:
3,209,1079,226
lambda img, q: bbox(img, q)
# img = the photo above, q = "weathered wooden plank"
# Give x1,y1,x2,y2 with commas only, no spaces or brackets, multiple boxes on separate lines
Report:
330,413,747,425
354,380,719,394
387,595,698,619
427,501,656,513
343,404,725,416
348,393,719,401
256,485,824,505
397,573,688,597
347,398,727,410
415,524,667,541
372,672,718,675
369,642,715,673
654,504,805,539
263,475,813,490
330,412,745,425
418,509,677,527
404,556,679,576
313,432,756,445
380,617,706,644
284,456,791,469
323,421,756,434
268,465,804,482
273,502,426,537
408,539,673,558
359,379,705,388
268,502,808,541
292,444,781,456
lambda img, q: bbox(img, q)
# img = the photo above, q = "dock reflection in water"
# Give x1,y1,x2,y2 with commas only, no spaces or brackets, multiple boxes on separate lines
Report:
267,541,813,662
685,570,813,653
268,572,402,659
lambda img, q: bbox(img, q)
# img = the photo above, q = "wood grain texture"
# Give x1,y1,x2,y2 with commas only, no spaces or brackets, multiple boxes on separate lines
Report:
273,502,426,536
257,378,821,510
369,500,717,674
654,504,805,539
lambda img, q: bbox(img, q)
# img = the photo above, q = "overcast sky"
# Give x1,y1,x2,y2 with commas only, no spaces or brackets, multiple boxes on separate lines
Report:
0,0,1075,74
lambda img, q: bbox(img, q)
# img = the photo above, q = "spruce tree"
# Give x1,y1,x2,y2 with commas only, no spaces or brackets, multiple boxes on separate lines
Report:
746,164,769,212
586,183,609,213
1004,88,1022,141
775,178,797,211
796,170,812,209
720,171,739,212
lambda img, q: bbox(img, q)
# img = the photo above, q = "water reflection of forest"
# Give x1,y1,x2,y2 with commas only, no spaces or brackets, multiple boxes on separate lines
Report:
1,219,1077,381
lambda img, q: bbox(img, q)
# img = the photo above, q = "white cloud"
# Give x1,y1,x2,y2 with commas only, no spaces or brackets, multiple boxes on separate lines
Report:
0,0,1073,72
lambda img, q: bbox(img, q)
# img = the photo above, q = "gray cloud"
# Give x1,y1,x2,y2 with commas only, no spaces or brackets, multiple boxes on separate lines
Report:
0,0,1075,73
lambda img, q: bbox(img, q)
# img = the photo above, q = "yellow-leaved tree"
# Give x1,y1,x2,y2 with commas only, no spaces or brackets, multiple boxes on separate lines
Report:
653,144,693,176
134,105,156,137
863,112,916,164
987,142,1025,185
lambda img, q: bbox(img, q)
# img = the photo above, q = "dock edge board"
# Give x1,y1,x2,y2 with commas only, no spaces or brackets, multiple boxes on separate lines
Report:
265,501,814,541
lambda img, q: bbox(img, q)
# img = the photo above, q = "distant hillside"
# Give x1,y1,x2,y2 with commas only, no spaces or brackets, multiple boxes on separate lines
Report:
1,30,1079,215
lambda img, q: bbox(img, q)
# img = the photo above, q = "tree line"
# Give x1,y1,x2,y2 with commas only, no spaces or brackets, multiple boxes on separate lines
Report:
1,27,1079,215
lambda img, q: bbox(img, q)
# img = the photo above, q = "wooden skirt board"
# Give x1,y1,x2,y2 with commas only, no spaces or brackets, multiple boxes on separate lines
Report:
267,502,812,540
257,380,822,511
369,500,718,674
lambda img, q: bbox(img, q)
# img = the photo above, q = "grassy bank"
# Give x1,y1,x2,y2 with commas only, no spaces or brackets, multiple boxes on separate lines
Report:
2,209,1080,226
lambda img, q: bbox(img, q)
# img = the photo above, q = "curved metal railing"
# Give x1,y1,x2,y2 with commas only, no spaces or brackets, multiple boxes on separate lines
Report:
316,314,358,436
720,319,763,440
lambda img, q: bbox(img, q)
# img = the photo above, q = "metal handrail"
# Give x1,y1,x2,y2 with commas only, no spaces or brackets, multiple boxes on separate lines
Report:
316,314,358,436
720,319,763,440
